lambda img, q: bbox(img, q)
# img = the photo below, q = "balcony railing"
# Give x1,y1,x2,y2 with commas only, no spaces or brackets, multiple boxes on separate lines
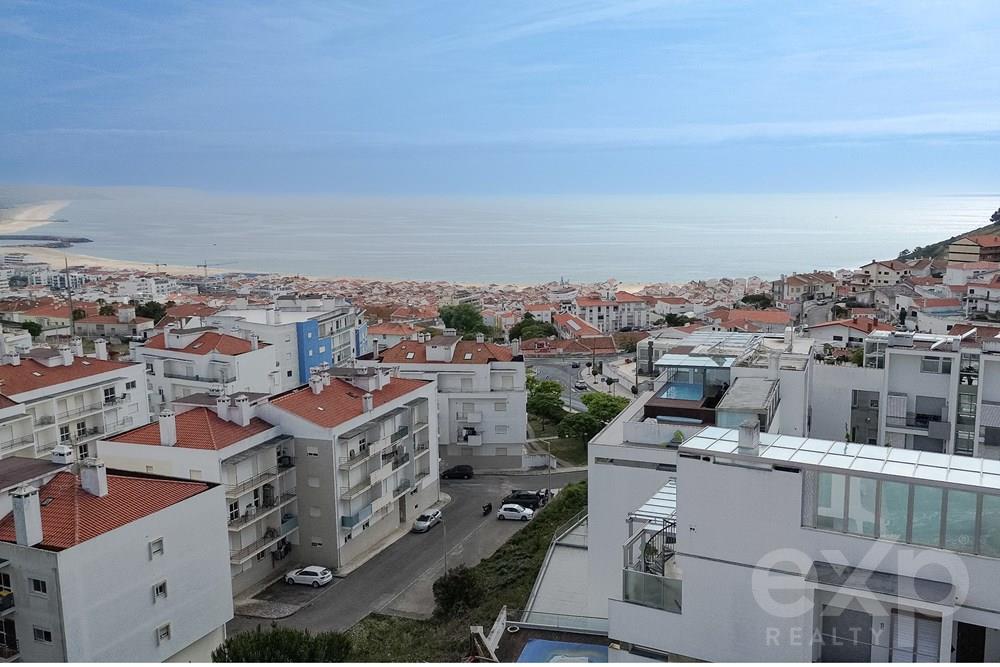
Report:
280,515,298,535
341,504,373,528
414,441,430,456
885,412,943,429
0,592,13,614
393,479,412,497
162,370,236,383
57,402,104,420
230,531,282,562
392,453,411,470
390,425,409,443
225,468,278,498
0,435,34,453
456,411,483,423
34,415,55,426
340,474,375,500
338,436,391,469
622,523,681,613
228,503,280,530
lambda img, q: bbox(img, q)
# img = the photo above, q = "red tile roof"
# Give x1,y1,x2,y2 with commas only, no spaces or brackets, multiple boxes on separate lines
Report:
0,471,209,550
166,304,220,318
271,377,429,428
369,322,420,337
0,357,137,397
723,309,791,325
110,407,273,450
809,318,893,334
553,313,603,338
969,234,1000,248
76,315,153,325
379,340,514,364
143,331,262,356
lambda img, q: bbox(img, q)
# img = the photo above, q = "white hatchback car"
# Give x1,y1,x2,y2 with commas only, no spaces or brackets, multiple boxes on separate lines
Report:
497,503,534,521
285,565,333,588
412,509,442,533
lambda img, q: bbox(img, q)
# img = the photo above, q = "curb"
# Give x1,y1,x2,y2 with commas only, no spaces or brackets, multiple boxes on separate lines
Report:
477,466,587,477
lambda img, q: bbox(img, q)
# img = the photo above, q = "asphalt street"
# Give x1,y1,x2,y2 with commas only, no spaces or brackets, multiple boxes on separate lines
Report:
228,469,587,635
527,358,591,411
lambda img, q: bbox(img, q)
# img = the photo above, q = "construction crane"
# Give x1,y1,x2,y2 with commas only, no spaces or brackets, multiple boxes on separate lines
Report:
197,260,237,278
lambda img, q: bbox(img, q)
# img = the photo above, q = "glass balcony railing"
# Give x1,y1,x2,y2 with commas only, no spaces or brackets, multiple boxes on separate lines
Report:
341,504,373,528
622,569,682,613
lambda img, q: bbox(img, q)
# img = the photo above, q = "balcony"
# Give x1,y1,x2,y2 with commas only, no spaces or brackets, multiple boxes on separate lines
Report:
340,474,376,500
57,402,104,420
162,369,236,383
390,425,409,443
228,503,280,530
280,515,298,535
415,470,430,483
0,644,17,661
225,467,278,498
392,453,411,470
338,436,391,470
103,393,130,406
393,478,412,498
886,412,943,429
622,524,682,613
414,441,430,457
461,434,483,446
341,504,373,528
230,530,283,564
0,591,13,615
456,411,482,423
0,435,34,453
34,415,55,427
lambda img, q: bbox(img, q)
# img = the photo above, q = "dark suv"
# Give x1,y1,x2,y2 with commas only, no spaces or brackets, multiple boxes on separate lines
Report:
501,489,549,510
440,465,474,480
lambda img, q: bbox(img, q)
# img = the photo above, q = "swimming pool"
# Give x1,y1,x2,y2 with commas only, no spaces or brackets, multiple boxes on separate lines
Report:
516,639,608,662
657,381,704,401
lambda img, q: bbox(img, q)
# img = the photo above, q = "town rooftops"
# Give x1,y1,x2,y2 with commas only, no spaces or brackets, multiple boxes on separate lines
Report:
553,313,603,338
808,318,893,334
379,339,514,364
109,407,274,450
270,376,429,428
968,234,1000,248
0,470,211,550
715,377,778,411
368,322,420,336
142,330,263,356
0,357,136,397
76,315,153,325
681,426,1000,491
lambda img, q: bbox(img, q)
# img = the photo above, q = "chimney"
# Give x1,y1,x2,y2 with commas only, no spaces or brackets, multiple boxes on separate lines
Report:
233,394,251,427
58,345,73,366
249,332,259,351
309,374,324,395
50,443,74,465
265,307,276,326
767,353,780,380
93,338,108,361
216,395,231,421
70,336,84,357
3,351,20,367
80,458,109,497
475,332,485,344
362,393,374,413
321,372,331,387
11,486,42,547
737,419,761,456
159,409,177,446
511,338,521,357
372,340,380,358
118,306,136,324
444,328,457,337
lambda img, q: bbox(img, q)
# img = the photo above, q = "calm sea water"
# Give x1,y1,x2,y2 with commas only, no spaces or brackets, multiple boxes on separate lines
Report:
27,188,1000,284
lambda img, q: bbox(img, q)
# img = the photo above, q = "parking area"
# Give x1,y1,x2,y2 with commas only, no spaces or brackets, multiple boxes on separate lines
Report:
255,574,342,607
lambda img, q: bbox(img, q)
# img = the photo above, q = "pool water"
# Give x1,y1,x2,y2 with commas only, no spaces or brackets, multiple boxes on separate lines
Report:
516,639,609,662
657,382,704,401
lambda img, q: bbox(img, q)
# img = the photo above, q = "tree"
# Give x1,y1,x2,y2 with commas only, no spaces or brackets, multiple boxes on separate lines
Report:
740,293,774,309
557,412,603,441
580,392,630,424
432,565,485,617
134,300,166,322
831,305,849,319
850,348,864,367
212,625,351,662
21,322,41,338
992,207,1000,225
99,304,116,316
509,313,556,341
654,313,693,327
898,307,907,325
438,303,489,337
526,376,566,422
71,308,87,321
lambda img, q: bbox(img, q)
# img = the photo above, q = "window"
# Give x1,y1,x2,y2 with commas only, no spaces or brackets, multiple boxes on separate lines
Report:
287,370,293,377
309,506,321,517
494,401,507,412
103,387,116,403
311,538,323,547
75,421,87,439
153,581,168,601
145,465,154,474
495,425,508,435
920,356,952,374
149,538,165,558
29,578,47,596
306,446,319,457
846,476,876,536
879,480,909,541
944,489,977,553
58,425,70,444
126,380,137,390
256,550,267,561
910,485,943,547
33,627,52,643
156,623,171,644
816,472,846,531
229,501,239,521
307,476,320,488
76,443,90,460
979,494,1000,557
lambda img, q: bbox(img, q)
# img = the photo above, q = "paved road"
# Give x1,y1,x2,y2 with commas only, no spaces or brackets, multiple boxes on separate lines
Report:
528,359,591,411
803,300,832,326
228,470,586,635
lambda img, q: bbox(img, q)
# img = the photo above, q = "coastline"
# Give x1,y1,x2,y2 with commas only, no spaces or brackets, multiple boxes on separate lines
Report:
0,199,724,291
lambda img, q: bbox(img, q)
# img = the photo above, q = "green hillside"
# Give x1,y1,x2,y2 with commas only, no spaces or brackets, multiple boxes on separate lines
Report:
898,206,1000,260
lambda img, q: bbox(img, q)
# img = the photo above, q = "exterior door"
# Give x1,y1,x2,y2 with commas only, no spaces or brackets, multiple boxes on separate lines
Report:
821,606,873,662
955,622,985,663
892,610,941,662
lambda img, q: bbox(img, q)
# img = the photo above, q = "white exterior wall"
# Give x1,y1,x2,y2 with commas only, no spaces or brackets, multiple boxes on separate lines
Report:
809,364,884,442
204,315,301,391
0,484,232,662
879,347,959,454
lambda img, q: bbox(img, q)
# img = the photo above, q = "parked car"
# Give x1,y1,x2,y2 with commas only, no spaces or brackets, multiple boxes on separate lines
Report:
570,361,580,368
502,489,549,510
574,380,588,390
285,565,333,588
412,509,442,533
440,464,474,480
497,503,534,521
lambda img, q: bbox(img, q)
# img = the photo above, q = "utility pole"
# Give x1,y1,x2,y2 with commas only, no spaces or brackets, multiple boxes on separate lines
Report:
442,520,449,576
64,257,76,337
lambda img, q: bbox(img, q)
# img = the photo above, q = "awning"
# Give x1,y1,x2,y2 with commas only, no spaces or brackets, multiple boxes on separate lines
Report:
806,561,954,606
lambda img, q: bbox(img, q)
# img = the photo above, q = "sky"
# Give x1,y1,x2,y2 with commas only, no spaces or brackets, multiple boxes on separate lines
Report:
2,0,1000,194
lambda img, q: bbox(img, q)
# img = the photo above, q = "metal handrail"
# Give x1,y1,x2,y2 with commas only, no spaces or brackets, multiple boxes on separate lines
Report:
340,475,375,500
225,468,278,496
390,425,409,442
162,370,236,383
57,403,104,420
393,479,412,496
0,435,34,452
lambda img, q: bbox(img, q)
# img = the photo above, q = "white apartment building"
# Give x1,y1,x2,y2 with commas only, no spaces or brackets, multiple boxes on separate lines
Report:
97,394,299,596
0,458,232,662
367,322,419,351
74,305,155,340
257,367,440,571
0,340,149,463
115,275,180,302
605,425,1000,662
367,333,527,465
134,327,280,413
206,296,361,392
574,291,650,333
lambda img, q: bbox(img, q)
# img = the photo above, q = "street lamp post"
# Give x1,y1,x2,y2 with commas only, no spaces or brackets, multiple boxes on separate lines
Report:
442,520,448,576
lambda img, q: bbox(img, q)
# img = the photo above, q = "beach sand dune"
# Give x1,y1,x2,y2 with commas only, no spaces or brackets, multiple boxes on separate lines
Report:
0,201,71,234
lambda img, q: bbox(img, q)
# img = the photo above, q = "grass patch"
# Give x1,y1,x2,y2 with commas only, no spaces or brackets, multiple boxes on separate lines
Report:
544,437,588,466
346,481,588,662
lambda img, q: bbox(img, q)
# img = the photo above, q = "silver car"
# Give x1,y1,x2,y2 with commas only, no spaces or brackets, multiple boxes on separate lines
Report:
412,509,442,532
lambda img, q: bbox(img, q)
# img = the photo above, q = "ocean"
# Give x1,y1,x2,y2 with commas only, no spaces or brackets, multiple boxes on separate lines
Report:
14,187,1000,284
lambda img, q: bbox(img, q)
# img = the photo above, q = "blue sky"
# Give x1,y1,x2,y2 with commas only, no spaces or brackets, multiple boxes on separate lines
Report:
2,1,1000,194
